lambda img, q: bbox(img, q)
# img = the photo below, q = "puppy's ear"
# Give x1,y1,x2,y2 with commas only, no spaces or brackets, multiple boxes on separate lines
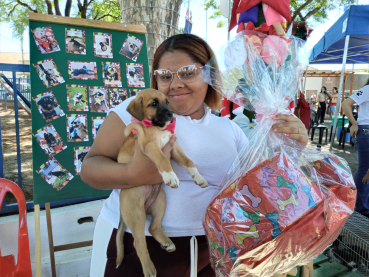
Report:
127,96,144,121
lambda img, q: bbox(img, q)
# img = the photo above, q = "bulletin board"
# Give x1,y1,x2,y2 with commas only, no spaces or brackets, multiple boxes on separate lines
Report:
29,12,149,205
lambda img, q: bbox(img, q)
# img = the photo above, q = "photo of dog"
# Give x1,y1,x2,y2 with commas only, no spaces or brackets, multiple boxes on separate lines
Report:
33,58,65,88
66,84,88,111
94,32,113,58
92,117,105,141
115,89,208,275
89,86,109,112
109,88,127,108
74,146,91,175
36,157,73,191
126,63,145,87
120,34,144,62
102,62,122,87
68,61,98,80
129,89,142,98
67,114,88,142
31,26,60,54
33,124,67,157
33,91,64,122
66,28,86,55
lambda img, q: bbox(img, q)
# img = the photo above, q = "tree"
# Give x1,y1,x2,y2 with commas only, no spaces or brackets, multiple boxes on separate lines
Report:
204,0,347,28
118,0,182,66
0,0,121,39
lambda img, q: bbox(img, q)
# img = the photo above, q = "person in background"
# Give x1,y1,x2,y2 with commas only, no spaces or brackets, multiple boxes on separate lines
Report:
341,78,369,219
327,87,339,119
315,86,329,125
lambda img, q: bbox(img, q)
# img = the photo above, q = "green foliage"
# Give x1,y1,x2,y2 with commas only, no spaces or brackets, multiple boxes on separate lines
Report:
1,0,121,40
178,27,185,34
204,0,347,29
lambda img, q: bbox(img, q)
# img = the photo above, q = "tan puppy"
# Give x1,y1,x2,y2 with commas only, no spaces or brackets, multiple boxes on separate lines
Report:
116,88,208,277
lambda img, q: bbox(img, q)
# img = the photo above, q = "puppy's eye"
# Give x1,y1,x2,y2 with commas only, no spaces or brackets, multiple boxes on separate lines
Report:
149,102,157,107
166,100,169,105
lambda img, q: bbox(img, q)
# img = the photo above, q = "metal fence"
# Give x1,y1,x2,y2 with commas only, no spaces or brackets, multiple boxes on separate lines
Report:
0,77,31,103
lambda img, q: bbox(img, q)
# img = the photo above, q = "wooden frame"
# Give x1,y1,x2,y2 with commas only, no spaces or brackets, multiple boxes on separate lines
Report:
29,11,147,34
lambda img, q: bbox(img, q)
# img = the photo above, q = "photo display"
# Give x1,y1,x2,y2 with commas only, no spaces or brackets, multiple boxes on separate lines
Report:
94,32,113,58
66,28,86,54
33,58,65,88
120,34,144,61
109,88,127,108
31,26,60,54
74,146,91,175
33,91,64,122
89,86,109,112
33,123,67,157
67,84,89,111
66,114,89,142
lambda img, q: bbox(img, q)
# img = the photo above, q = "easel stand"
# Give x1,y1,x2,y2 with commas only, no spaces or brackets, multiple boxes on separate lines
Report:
46,203,93,277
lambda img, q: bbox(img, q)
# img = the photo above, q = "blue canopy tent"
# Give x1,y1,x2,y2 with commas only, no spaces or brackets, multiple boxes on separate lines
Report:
308,4,369,151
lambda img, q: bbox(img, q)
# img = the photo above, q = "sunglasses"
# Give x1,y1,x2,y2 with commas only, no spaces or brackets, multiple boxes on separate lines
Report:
154,65,204,86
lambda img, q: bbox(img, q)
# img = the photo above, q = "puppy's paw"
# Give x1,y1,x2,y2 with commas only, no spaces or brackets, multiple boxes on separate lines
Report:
160,171,180,188
143,261,157,277
161,242,176,252
186,167,208,188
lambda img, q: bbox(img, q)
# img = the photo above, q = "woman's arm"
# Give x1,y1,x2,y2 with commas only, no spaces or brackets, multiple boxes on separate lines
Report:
80,112,176,190
341,98,358,137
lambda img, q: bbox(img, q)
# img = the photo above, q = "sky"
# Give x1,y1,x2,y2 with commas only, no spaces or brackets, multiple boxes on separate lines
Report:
1,0,368,70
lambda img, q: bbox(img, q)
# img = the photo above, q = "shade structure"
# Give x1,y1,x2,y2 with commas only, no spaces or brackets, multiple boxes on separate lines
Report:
309,5,369,65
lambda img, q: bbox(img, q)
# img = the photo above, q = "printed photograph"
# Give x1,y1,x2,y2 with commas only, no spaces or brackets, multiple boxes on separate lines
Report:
92,117,105,141
102,62,122,87
74,146,91,175
89,86,109,112
94,32,113,58
66,28,86,54
33,91,64,122
67,84,88,111
66,114,88,142
129,89,142,98
68,61,98,80
33,58,65,88
36,157,73,191
119,34,144,62
31,26,60,54
33,124,67,157
126,63,145,87
109,88,127,108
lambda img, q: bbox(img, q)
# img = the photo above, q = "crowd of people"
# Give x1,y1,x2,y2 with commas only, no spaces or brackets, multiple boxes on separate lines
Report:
307,80,369,219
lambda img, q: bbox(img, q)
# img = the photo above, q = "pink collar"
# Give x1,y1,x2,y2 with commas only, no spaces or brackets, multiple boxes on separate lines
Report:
131,117,176,134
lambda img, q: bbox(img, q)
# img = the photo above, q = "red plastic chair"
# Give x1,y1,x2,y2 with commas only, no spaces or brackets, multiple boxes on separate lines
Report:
0,178,32,277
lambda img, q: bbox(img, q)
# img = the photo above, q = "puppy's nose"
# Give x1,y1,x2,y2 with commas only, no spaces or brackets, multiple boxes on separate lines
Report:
165,109,173,117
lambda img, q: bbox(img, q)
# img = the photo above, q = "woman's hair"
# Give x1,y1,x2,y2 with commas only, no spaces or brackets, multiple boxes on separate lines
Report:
150,34,222,111
320,86,327,93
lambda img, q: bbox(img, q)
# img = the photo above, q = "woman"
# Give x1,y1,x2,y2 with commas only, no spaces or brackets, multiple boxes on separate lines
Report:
315,86,329,124
81,34,308,277
342,78,369,219
327,87,339,118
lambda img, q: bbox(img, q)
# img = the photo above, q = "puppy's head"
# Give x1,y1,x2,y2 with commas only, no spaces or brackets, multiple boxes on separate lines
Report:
127,89,173,127
106,65,117,74
38,96,57,110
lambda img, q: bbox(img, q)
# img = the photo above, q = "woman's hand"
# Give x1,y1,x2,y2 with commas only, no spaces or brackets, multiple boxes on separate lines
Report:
127,134,177,186
272,114,308,146
350,123,359,137
363,171,369,184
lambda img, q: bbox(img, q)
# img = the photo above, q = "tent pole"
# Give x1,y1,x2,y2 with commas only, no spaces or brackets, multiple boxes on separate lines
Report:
329,35,350,152
350,64,354,96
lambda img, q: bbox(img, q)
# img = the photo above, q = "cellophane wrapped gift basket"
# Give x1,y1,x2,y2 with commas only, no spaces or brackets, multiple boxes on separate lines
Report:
200,30,357,277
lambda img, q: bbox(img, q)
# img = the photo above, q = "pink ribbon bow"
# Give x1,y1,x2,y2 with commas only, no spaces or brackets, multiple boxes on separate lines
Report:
131,117,176,134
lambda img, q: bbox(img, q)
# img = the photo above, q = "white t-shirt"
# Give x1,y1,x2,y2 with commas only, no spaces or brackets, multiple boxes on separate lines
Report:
350,85,369,125
100,96,248,237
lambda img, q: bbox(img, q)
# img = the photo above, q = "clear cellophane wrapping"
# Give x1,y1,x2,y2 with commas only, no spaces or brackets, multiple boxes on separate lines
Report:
200,31,357,277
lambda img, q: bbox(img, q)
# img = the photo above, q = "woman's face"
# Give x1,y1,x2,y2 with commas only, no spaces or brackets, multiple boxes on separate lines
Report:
156,50,208,120
322,87,326,92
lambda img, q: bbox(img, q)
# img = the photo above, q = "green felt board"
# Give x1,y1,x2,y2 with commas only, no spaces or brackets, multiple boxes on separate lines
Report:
29,19,150,205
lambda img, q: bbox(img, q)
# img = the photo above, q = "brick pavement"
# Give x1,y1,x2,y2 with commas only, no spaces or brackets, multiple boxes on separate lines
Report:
307,119,358,176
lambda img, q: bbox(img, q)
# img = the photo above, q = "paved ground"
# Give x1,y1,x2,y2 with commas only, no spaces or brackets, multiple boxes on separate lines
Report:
307,118,358,177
